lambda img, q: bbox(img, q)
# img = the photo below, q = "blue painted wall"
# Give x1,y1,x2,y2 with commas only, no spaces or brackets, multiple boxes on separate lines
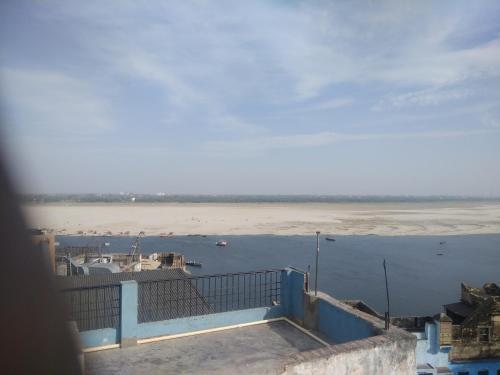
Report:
137,306,283,339
76,267,381,350
449,360,500,375
317,298,375,344
120,280,138,345
281,268,377,344
78,268,302,348
414,321,450,368
80,328,118,348
281,268,305,322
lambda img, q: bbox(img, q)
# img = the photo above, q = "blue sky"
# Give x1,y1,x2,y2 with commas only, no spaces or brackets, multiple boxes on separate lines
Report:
1,0,500,195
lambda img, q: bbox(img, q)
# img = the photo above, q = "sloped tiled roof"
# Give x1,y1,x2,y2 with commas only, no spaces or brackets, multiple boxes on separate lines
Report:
56,268,188,290
444,302,474,318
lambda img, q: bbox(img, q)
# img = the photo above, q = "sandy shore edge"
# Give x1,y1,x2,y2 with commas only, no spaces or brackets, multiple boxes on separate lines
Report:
22,201,500,236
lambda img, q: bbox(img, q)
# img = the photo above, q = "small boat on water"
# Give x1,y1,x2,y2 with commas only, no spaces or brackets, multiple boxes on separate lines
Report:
186,260,202,267
216,240,228,247
436,253,444,256
439,241,446,245
325,237,336,242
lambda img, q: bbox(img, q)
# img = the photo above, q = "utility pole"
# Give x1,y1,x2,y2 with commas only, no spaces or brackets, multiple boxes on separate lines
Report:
383,259,391,330
315,231,320,296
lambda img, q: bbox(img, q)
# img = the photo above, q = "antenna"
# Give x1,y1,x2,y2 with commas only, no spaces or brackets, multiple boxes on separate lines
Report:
383,259,391,330
315,231,320,296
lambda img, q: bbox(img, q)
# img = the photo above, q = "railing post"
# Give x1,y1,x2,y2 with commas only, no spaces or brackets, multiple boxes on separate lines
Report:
281,269,290,317
281,268,306,322
120,280,138,347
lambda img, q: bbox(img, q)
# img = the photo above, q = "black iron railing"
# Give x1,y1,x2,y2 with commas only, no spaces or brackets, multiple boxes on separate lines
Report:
60,285,120,331
138,269,282,323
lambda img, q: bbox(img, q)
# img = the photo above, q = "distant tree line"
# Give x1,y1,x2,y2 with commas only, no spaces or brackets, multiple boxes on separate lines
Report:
19,194,500,204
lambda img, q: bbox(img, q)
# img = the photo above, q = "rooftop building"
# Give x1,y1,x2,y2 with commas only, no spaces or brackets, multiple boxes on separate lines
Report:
388,283,500,375
59,267,416,374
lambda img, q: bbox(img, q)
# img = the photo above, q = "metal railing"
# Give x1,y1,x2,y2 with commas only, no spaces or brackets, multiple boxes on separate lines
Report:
60,285,120,331
138,269,282,323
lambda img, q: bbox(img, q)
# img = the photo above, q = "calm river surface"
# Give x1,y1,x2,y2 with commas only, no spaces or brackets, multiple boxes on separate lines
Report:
57,234,500,316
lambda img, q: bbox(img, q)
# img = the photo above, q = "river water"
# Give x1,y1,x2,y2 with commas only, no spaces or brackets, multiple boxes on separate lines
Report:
57,234,500,316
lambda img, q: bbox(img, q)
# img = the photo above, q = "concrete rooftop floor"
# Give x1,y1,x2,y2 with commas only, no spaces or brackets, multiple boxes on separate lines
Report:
85,320,325,375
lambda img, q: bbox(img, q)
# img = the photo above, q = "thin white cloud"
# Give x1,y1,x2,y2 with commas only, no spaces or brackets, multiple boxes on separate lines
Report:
312,98,355,111
209,115,269,136
373,87,474,110
294,97,355,113
42,1,500,103
204,128,500,154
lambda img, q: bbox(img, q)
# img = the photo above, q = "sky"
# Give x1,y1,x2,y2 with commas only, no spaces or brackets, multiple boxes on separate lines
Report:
1,0,500,195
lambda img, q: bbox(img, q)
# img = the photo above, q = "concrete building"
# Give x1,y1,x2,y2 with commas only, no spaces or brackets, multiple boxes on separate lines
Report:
158,252,185,269
403,283,500,375
58,267,416,374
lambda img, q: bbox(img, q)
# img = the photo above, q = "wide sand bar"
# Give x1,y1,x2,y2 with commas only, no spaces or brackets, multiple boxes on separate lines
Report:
22,201,500,236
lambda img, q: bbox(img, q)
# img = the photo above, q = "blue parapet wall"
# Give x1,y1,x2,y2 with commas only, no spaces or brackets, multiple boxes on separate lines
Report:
76,267,379,350
281,268,306,322
281,267,377,345
80,328,119,348
137,306,283,339
77,274,289,349
317,297,375,344
80,306,283,349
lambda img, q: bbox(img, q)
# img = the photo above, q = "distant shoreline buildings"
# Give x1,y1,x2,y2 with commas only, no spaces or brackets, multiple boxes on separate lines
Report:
20,193,500,204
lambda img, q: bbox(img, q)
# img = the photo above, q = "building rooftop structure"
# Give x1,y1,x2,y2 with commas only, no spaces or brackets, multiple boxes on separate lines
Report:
443,302,475,323
60,267,416,374
57,268,188,289
56,246,185,275
442,283,500,364
384,282,500,375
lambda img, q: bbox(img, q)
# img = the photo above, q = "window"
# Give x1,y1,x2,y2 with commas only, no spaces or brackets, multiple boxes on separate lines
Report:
478,326,491,343
452,325,462,342
478,370,489,375
457,372,469,375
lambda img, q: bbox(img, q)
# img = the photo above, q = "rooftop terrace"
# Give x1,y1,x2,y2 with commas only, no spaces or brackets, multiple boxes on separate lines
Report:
86,320,325,375
60,267,416,374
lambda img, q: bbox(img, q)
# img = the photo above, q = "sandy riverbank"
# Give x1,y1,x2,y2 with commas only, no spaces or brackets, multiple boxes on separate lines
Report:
22,201,500,236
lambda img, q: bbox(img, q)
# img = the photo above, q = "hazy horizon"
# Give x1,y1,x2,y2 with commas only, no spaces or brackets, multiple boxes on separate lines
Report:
1,1,500,195
20,192,500,203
